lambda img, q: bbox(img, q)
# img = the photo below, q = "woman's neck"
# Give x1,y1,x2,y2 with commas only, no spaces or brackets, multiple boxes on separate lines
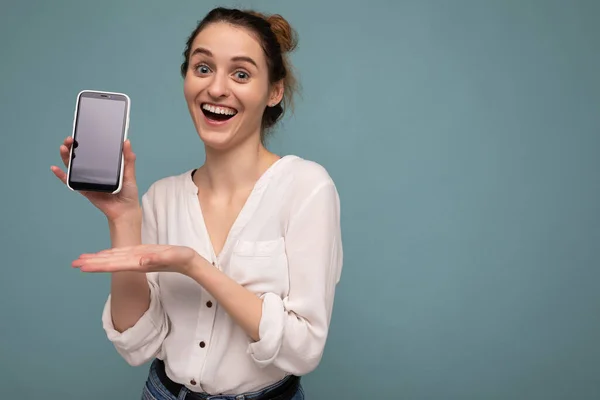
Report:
195,139,280,196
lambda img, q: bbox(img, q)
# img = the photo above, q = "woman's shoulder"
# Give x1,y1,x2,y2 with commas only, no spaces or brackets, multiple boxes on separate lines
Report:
274,155,340,211
280,155,336,190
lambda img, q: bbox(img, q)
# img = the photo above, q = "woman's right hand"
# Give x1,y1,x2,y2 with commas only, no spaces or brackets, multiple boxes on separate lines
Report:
51,136,141,223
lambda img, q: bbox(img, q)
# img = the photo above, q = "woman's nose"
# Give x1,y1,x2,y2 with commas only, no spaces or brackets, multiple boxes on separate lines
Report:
207,74,230,99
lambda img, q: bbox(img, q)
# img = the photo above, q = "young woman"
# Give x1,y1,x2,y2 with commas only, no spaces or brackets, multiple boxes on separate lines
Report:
52,7,343,400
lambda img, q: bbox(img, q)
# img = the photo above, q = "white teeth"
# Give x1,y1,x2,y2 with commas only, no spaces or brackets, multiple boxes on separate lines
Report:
202,104,237,115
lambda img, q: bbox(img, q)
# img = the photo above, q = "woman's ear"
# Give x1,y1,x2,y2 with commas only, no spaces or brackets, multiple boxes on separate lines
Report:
268,80,284,106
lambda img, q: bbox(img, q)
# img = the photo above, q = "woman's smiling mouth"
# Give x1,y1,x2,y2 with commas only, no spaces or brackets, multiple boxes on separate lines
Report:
201,103,238,125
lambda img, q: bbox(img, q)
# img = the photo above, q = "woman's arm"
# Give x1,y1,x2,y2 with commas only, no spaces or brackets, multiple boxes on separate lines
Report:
185,255,264,341
100,188,170,366
107,211,151,333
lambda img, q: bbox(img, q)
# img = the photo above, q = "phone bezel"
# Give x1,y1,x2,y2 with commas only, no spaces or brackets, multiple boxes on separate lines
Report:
66,90,131,194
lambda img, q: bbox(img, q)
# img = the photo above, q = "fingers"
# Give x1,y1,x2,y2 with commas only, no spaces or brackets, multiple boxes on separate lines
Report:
72,254,142,273
139,254,157,266
52,136,73,185
76,246,162,268
50,165,67,185
78,249,138,259
122,139,137,182
79,245,158,257
72,252,163,272
60,136,74,168
72,255,131,267
72,244,174,273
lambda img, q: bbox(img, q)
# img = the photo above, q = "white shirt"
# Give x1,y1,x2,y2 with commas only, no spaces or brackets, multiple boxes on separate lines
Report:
101,155,343,395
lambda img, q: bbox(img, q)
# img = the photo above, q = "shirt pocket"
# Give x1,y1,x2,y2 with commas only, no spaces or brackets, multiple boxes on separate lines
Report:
228,237,289,297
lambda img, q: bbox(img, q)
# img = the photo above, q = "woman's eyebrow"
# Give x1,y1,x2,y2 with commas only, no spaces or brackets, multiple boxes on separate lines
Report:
191,47,258,68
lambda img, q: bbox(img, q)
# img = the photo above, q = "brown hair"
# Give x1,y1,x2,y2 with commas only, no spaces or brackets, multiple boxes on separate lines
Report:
180,7,299,142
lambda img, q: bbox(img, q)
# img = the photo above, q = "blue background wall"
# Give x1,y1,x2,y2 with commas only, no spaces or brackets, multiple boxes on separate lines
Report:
1,0,599,398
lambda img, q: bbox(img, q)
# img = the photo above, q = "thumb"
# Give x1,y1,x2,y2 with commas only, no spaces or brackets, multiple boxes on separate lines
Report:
139,253,159,267
123,139,137,182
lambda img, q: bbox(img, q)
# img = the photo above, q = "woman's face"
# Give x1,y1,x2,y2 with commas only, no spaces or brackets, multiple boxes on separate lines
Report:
183,22,282,151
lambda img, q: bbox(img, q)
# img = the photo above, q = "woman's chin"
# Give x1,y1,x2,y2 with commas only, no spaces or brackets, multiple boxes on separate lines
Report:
198,131,235,150
197,122,261,151
196,117,236,145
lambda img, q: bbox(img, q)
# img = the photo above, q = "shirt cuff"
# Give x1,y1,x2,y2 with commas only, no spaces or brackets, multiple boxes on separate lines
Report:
247,292,286,367
101,279,166,365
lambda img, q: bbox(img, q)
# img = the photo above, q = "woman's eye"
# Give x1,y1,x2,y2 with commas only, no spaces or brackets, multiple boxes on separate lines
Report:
235,71,249,80
195,64,211,74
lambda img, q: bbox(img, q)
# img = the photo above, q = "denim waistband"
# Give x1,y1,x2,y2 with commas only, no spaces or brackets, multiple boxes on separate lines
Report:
143,358,301,400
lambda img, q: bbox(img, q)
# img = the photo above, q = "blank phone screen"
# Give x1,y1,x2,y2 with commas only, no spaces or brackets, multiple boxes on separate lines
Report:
69,94,127,189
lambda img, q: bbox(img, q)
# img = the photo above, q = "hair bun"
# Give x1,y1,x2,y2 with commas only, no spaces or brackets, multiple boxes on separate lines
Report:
267,14,298,53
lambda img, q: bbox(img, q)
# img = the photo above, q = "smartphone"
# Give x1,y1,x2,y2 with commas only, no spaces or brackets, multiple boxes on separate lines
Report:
67,90,131,194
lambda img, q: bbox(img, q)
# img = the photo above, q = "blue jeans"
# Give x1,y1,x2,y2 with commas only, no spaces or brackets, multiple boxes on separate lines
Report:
141,359,305,400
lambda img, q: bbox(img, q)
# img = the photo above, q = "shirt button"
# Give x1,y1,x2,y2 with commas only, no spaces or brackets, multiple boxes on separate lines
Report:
206,301,213,308
211,261,215,266
190,379,197,385
199,341,206,348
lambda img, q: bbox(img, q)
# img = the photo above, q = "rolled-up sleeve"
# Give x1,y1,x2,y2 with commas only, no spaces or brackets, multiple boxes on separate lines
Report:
248,182,343,375
101,188,169,366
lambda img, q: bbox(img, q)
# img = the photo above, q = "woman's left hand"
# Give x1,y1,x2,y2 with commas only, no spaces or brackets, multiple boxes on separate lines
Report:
72,245,200,275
